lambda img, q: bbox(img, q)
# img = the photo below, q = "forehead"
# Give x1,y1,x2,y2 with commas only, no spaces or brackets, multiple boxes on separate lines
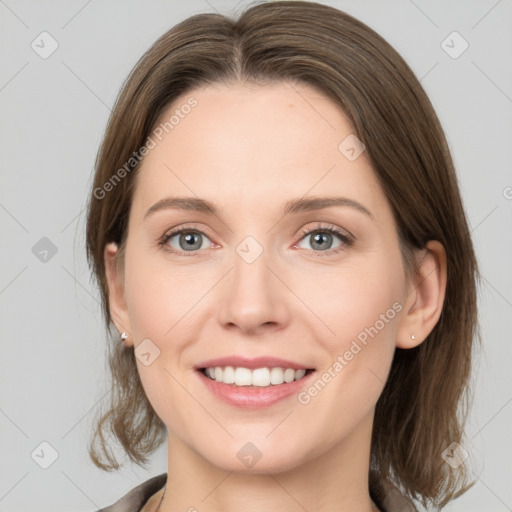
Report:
131,81,387,221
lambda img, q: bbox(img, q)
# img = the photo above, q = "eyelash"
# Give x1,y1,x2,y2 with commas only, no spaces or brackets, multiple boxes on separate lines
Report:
158,223,354,257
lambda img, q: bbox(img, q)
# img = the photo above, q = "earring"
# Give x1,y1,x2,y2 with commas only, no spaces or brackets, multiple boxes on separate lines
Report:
121,331,128,341
411,333,416,340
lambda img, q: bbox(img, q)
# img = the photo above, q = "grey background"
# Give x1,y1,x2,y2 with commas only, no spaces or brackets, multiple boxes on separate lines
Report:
0,0,511,510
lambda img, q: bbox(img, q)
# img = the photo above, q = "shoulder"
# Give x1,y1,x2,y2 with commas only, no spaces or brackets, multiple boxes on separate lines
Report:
93,473,167,512
92,471,416,512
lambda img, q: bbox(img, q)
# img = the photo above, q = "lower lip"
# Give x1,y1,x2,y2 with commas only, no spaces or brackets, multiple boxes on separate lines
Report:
197,370,316,409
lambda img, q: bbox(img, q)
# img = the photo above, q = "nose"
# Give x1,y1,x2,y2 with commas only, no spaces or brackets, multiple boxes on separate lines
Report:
217,246,291,335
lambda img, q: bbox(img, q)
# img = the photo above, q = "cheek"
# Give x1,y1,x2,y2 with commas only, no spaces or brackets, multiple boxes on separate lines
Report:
306,255,403,351
123,246,203,337
123,246,199,433
295,253,403,411
122,245,208,411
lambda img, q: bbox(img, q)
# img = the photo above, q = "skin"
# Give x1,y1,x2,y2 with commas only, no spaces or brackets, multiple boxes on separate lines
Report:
104,81,447,512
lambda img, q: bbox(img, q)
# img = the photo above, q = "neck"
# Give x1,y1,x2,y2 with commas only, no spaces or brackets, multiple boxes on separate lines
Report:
160,412,377,512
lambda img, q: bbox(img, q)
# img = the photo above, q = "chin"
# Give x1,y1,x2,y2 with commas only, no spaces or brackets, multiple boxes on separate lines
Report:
194,437,314,475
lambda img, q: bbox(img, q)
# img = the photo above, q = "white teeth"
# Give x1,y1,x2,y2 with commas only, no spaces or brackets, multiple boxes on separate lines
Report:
283,368,295,383
252,368,270,387
295,369,306,380
234,367,252,386
223,366,235,384
203,366,309,387
270,367,284,385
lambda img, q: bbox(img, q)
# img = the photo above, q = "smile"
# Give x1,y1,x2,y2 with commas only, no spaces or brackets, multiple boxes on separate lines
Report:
201,366,312,387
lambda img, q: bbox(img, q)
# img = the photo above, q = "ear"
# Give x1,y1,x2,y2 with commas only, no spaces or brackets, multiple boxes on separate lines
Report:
396,240,447,349
104,242,133,347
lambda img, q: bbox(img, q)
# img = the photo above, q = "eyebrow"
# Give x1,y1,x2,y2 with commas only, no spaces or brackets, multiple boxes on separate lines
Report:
144,195,373,220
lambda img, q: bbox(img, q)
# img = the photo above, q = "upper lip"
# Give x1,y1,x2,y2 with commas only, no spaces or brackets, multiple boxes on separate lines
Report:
195,356,314,370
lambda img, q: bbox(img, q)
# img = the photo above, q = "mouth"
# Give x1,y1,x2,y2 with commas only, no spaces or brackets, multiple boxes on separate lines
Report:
194,357,317,408
200,366,314,387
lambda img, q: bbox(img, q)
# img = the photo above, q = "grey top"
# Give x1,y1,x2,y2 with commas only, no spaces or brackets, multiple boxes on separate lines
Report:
96,474,167,512
95,472,418,512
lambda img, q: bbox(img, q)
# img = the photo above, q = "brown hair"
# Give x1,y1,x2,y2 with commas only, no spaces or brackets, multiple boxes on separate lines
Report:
85,1,480,509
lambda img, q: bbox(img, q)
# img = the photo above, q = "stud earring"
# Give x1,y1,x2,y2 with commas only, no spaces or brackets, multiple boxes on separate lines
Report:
121,331,128,341
411,333,417,340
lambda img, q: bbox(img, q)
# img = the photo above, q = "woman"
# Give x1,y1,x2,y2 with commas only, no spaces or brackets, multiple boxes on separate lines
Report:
86,1,480,511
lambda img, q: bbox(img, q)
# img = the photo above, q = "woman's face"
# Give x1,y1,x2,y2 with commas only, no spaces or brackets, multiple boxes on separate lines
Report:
111,81,413,473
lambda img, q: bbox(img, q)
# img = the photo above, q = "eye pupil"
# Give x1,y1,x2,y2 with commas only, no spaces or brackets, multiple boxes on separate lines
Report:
181,232,202,251
311,232,332,250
